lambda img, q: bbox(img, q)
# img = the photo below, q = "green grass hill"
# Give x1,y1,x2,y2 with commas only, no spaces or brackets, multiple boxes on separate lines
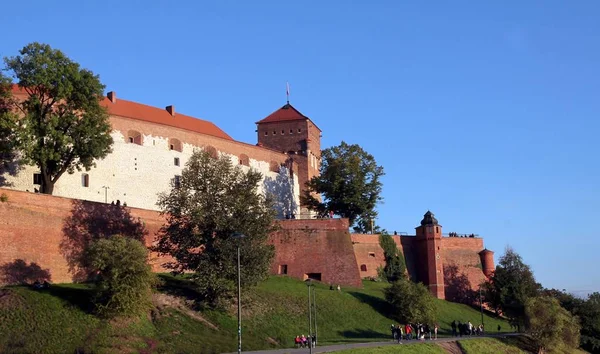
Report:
0,275,512,353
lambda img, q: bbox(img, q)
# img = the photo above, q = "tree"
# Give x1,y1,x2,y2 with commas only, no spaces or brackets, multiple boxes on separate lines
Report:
0,72,20,186
525,296,581,353
484,246,541,330
384,277,437,324
379,233,406,282
154,149,276,307
61,200,148,281
3,42,113,194
87,236,156,318
301,141,384,231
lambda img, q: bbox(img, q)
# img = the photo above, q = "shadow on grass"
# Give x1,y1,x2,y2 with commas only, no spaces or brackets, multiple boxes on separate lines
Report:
336,328,390,341
42,284,96,313
157,274,203,303
347,291,393,318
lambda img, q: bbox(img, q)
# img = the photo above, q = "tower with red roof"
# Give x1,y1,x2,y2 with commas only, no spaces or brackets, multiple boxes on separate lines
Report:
256,103,322,215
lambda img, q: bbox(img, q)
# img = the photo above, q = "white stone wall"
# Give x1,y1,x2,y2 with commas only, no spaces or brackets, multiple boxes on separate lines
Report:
1,130,300,216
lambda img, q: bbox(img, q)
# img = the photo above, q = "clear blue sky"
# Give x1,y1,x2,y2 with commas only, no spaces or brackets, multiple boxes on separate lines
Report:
2,1,599,295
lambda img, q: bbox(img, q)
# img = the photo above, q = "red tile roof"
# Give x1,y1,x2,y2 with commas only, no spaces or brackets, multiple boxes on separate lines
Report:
256,103,321,131
10,85,233,141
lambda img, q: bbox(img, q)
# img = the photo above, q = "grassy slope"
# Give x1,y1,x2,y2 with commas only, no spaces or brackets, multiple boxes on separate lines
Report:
334,343,446,354
0,276,512,353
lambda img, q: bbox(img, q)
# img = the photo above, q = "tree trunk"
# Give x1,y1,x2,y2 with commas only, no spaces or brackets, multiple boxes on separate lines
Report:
41,176,55,195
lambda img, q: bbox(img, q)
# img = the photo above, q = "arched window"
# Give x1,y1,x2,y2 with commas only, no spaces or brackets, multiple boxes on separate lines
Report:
239,154,249,166
82,173,89,187
169,138,183,152
126,130,142,145
360,264,367,272
269,161,280,173
204,146,218,159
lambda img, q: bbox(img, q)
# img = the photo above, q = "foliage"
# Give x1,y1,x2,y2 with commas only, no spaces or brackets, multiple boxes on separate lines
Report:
86,236,156,318
0,259,51,285
378,233,406,282
61,200,148,281
483,246,540,330
1,276,510,353
524,296,581,353
2,42,113,194
301,141,384,230
384,278,437,324
0,72,20,186
154,149,276,307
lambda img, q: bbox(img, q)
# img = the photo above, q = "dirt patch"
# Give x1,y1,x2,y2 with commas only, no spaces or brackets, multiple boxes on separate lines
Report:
438,341,465,354
0,289,25,310
152,293,218,330
266,337,279,346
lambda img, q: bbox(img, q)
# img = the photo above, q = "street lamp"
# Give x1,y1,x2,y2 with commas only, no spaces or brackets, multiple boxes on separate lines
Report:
306,279,313,354
479,286,484,332
232,232,246,354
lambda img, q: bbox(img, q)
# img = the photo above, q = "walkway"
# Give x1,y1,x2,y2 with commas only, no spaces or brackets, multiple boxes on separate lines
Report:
225,334,516,354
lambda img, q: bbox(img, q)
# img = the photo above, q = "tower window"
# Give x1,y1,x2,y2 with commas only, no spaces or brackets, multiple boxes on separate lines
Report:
264,131,268,136
273,131,276,135
174,157,180,166
281,130,285,135
436,227,439,233
289,129,293,134
298,128,302,133
82,173,89,187
33,173,42,185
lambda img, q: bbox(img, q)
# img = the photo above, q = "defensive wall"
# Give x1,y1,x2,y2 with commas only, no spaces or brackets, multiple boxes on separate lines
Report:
0,188,361,287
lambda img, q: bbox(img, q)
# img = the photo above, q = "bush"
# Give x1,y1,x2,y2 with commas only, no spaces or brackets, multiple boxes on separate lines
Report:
0,193,7,202
86,236,156,318
384,278,437,324
525,296,581,353
378,234,406,282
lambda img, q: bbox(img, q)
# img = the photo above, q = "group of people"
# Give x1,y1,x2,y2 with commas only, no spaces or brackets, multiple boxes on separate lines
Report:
294,334,316,348
447,232,476,238
451,320,484,336
390,323,439,343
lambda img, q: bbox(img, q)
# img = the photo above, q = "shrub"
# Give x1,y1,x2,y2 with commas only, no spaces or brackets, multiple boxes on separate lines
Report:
0,193,7,202
384,277,437,324
86,236,156,318
525,296,581,353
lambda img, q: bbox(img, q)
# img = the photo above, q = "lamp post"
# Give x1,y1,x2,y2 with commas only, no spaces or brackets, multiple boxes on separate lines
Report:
232,232,246,354
306,279,313,354
312,284,317,347
479,286,484,331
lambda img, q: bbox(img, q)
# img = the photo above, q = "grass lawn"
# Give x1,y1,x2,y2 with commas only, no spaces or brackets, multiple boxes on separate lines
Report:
458,337,527,354
334,342,446,353
0,276,513,353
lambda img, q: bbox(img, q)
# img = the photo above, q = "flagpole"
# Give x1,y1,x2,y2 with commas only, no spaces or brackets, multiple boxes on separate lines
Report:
286,82,290,104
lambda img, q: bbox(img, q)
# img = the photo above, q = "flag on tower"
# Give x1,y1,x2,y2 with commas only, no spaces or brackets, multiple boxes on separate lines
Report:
286,82,290,103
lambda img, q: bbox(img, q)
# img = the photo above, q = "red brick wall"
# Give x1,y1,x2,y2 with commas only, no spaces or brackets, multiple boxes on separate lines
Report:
0,188,168,285
269,218,362,288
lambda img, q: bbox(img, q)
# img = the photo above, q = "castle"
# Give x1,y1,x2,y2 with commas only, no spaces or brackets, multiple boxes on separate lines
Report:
0,87,494,300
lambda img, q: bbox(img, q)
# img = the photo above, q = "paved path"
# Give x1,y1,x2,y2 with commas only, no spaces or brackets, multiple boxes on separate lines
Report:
224,334,516,354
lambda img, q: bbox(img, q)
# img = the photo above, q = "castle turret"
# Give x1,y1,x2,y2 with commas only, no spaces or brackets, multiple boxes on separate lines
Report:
479,248,495,278
415,211,445,299
256,103,321,212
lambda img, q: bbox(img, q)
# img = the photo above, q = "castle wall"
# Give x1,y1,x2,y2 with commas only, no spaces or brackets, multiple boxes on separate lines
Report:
351,233,489,298
0,188,361,288
269,219,362,288
2,115,300,217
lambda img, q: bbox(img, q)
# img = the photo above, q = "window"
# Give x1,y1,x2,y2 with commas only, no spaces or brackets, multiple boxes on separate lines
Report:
82,173,89,187
436,227,439,233
169,138,182,152
204,146,218,159
273,131,276,135
174,175,181,188
278,264,288,275
360,264,367,272
289,129,293,134
174,157,180,166
281,129,285,135
239,154,249,166
264,131,268,136
368,252,376,258
298,128,301,133
33,173,42,185
127,130,142,145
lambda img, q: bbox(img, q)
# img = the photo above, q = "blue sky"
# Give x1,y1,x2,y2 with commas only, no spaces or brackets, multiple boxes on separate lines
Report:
2,1,599,295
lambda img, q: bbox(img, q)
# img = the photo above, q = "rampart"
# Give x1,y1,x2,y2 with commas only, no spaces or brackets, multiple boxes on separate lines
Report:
0,188,362,287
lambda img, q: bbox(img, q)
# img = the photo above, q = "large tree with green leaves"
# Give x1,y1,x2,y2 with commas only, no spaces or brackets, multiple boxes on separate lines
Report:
154,149,276,307
0,72,20,185
483,246,541,330
301,141,384,232
2,42,113,194
525,296,581,353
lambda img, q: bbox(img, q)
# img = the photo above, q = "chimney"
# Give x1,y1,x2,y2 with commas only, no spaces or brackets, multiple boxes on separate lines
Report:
166,105,175,117
107,91,116,103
